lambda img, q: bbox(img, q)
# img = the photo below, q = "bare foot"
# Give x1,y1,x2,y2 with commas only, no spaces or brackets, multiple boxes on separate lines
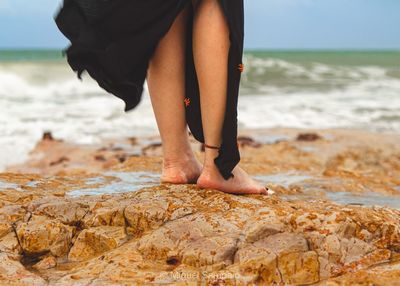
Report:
197,164,268,195
161,155,203,184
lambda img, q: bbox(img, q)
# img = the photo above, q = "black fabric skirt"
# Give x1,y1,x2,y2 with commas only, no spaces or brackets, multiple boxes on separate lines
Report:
54,0,244,180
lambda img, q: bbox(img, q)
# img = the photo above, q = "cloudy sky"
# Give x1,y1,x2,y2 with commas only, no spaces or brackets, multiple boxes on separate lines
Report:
0,0,399,49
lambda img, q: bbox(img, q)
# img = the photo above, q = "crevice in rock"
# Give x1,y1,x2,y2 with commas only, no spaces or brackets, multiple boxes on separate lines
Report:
11,221,23,253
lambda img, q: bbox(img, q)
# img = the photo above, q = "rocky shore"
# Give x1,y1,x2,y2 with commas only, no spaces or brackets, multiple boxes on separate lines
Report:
1,128,399,285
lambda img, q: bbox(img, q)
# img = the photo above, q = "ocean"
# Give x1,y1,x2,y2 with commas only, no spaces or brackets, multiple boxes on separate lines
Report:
0,49,399,170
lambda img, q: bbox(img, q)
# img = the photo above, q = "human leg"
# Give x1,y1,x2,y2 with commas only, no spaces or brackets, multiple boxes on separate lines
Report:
192,0,267,194
147,3,202,184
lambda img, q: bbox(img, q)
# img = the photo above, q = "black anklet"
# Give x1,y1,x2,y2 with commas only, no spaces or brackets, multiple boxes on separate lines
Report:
203,143,220,150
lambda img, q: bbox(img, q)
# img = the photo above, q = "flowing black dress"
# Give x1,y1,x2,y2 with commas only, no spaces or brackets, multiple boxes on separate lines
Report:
54,0,244,180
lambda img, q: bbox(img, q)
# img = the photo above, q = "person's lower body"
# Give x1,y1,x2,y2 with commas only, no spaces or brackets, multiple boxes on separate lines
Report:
147,0,266,194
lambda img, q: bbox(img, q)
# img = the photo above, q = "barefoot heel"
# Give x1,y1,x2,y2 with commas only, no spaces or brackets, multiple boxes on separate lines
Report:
204,143,270,196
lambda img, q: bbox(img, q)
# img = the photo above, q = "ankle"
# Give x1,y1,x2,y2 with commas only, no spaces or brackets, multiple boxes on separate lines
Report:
162,142,193,160
163,148,198,167
202,147,218,167
163,153,191,166
202,159,219,173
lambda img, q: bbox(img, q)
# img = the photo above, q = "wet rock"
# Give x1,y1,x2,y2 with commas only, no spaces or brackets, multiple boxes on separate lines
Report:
42,131,54,141
296,132,322,141
128,136,138,145
49,156,70,166
94,154,107,162
68,226,128,262
237,136,262,148
142,142,162,156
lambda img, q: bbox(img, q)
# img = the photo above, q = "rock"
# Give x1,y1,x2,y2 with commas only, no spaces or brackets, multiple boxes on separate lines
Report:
0,182,396,285
124,199,169,236
278,250,320,285
180,236,238,269
296,133,322,141
33,200,89,225
0,223,10,238
1,129,400,285
42,131,54,141
253,232,309,254
137,212,241,262
83,205,126,228
16,216,75,257
124,194,195,237
68,226,128,262
32,255,57,270
233,252,282,284
340,237,376,265
0,232,21,254
239,208,286,244
0,253,47,285
237,136,262,148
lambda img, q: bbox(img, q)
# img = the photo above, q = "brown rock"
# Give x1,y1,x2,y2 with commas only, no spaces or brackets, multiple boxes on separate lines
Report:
16,216,74,257
83,206,126,228
180,236,237,268
33,200,89,225
254,232,309,254
0,232,21,254
125,199,169,236
42,131,54,141
1,128,400,285
0,253,47,285
68,226,128,262
296,132,322,141
278,251,320,285
32,255,57,270
340,237,376,265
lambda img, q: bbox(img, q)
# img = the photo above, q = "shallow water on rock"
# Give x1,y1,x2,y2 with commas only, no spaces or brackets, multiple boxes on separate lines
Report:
0,180,19,190
325,191,400,209
255,134,291,144
275,191,400,209
255,172,313,188
256,172,400,209
67,171,160,197
51,170,400,209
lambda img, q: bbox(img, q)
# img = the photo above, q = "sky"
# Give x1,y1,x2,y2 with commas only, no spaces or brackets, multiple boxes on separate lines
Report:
0,0,399,50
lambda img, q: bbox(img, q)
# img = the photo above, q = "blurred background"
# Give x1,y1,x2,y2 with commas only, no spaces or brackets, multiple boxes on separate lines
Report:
0,0,399,170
